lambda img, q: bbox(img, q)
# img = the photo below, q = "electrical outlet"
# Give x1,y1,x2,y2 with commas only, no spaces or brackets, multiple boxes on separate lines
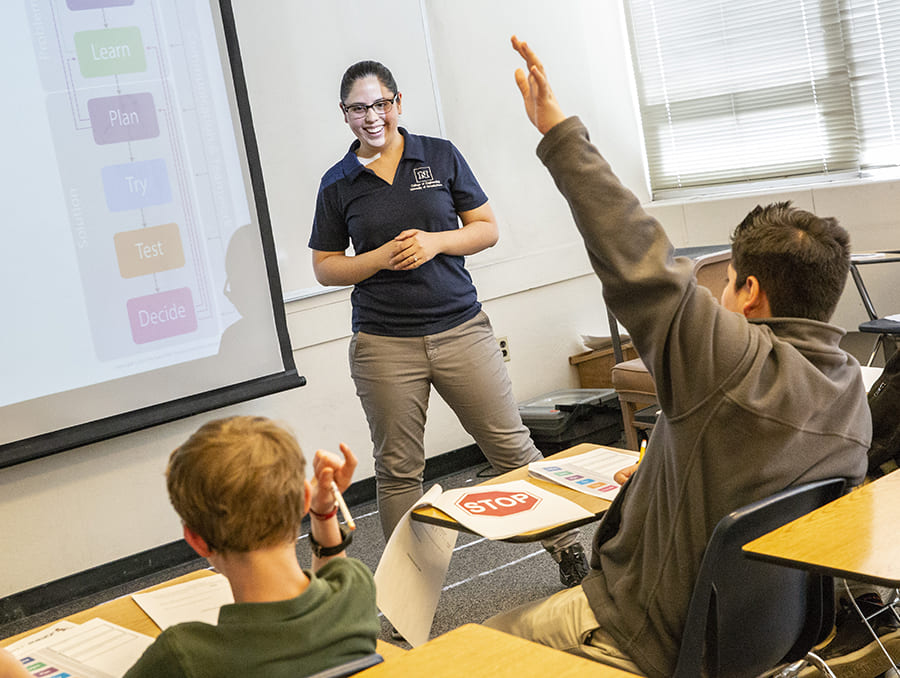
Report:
497,336,511,362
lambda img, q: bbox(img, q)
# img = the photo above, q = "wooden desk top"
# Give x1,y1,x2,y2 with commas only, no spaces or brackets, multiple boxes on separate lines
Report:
357,623,641,677
743,471,900,588
1,570,215,646
1,568,405,660
411,444,631,542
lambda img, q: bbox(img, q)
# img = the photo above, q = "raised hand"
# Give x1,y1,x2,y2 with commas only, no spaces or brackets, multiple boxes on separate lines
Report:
310,443,357,513
511,35,566,134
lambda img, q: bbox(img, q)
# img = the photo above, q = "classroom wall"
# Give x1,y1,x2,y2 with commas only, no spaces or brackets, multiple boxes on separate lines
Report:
1,0,897,598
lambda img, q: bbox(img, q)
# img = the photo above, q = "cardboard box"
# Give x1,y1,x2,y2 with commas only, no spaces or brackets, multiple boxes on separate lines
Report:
569,343,638,389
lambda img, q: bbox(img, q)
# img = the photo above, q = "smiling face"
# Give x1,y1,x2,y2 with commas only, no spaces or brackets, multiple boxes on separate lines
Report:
341,75,402,157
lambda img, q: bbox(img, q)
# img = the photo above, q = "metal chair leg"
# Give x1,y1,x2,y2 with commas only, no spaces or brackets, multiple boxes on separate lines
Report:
867,335,884,367
842,579,900,673
764,655,836,678
804,651,838,678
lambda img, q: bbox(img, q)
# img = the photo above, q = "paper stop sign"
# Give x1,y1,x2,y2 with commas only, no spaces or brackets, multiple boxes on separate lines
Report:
455,489,542,517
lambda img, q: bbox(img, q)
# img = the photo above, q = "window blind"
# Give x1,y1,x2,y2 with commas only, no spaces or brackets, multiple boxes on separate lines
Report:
842,0,900,168
624,0,885,195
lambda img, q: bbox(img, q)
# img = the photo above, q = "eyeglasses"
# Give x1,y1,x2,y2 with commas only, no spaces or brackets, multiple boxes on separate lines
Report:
342,95,398,119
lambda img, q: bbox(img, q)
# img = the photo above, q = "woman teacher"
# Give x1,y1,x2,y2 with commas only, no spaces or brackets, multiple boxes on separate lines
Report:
309,60,586,586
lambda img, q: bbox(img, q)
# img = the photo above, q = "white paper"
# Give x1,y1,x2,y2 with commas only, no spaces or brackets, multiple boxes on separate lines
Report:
12,618,154,678
860,365,884,393
374,484,457,647
15,648,111,678
427,479,594,540
581,333,631,350
132,572,233,629
528,448,639,498
4,620,79,653
885,313,900,322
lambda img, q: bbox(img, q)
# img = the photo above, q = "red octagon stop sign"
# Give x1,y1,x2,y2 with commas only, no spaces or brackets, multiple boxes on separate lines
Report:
455,489,542,517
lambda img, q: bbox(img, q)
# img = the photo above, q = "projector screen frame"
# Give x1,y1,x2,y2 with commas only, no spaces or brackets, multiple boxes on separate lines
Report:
0,0,305,470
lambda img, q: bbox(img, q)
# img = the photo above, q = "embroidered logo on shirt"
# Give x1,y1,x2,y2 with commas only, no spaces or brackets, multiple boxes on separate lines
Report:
410,166,443,191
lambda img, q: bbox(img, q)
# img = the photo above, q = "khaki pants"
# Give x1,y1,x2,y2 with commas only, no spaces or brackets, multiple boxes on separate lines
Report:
484,585,644,675
350,310,577,555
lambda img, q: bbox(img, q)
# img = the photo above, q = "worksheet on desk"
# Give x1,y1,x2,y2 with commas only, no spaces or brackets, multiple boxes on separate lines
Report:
132,572,233,629
3,621,79,653
10,618,153,678
528,448,638,499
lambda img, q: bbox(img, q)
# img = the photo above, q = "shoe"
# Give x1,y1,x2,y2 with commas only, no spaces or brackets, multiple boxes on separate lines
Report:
553,543,589,588
798,593,900,678
822,594,900,660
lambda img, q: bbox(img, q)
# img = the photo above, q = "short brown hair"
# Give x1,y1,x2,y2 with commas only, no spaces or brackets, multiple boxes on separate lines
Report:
730,201,851,322
166,416,306,553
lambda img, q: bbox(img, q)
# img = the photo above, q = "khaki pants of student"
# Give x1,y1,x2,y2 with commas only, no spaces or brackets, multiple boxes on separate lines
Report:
484,586,644,675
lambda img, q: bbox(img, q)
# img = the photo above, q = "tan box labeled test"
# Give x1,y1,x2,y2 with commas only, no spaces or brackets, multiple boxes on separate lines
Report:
114,222,185,279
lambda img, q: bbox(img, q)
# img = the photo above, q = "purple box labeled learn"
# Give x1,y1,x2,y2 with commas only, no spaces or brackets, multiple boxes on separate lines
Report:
88,93,159,145
127,287,197,344
67,0,134,8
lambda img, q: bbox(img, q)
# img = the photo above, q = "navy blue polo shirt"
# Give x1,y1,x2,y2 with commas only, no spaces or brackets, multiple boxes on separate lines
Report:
310,128,487,336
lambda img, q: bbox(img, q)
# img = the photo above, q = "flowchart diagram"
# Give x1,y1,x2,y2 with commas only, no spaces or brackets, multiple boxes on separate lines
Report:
28,0,243,363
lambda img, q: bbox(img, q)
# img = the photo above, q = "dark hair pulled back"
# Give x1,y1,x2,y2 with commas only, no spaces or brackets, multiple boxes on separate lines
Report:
340,60,398,102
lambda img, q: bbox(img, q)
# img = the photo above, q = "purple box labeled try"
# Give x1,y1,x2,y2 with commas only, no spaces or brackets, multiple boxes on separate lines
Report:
88,93,159,145
127,287,197,344
66,0,135,9
101,158,171,212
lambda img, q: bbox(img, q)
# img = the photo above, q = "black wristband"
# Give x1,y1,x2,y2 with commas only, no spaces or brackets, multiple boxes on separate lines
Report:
309,523,353,558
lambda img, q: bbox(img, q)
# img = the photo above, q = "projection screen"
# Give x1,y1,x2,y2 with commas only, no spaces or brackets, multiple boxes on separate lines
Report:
1,0,304,469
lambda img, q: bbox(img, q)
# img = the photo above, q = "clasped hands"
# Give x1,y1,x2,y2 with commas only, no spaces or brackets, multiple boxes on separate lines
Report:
385,229,435,271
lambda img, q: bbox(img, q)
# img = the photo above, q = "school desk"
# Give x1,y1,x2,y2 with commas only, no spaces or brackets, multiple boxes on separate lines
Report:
410,443,635,542
743,470,900,672
849,250,900,366
355,623,642,677
0,569,405,661
742,469,900,588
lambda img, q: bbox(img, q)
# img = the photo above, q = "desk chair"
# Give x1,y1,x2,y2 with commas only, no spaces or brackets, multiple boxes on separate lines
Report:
849,255,900,366
611,249,731,450
673,478,846,678
305,653,384,678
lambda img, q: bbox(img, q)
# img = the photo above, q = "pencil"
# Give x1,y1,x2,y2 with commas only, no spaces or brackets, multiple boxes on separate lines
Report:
638,438,647,464
334,486,356,530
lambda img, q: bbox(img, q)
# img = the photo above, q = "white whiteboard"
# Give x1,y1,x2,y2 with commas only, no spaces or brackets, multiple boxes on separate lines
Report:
231,0,649,302
232,0,443,298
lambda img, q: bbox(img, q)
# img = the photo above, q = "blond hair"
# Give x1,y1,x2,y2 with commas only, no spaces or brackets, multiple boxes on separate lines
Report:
166,416,306,553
